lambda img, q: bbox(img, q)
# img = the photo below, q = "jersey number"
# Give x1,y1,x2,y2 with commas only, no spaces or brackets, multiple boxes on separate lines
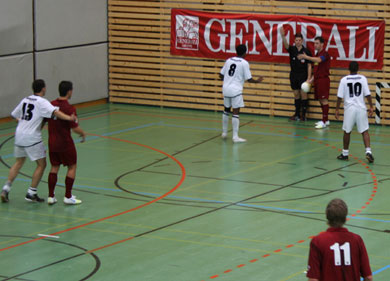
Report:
228,64,237,76
347,82,362,98
22,103,35,121
330,242,351,266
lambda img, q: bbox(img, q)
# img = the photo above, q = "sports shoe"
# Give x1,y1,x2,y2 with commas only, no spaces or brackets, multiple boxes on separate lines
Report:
366,153,374,163
25,193,45,202
64,195,82,205
221,133,227,139
315,120,330,126
337,154,349,160
232,137,247,143
47,197,57,205
315,121,327,129
289,115,299,121
1,190,9,203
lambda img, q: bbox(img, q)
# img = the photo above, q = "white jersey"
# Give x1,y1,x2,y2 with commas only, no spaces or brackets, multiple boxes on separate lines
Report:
220,57,252,97
11,95,58,147
337,74,370,110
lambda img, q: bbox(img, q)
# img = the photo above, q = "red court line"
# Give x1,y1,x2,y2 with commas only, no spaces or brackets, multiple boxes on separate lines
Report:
0,134,186,252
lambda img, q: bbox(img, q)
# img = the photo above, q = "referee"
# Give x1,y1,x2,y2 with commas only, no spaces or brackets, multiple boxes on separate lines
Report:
280,27,312,121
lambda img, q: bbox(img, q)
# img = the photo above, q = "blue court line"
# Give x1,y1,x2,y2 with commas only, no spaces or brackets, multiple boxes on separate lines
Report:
373,264,390,275
347,216,390,223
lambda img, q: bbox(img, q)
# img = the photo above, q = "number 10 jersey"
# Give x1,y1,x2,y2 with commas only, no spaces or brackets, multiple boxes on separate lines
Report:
11,95,58,147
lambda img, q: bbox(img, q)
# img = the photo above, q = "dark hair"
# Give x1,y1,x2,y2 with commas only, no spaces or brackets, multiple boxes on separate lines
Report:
349,61,359,73
315,36,324,43
326,199,348,228
58,81,73,97
236,44,247,57
295,33,303,39
32,79,46,93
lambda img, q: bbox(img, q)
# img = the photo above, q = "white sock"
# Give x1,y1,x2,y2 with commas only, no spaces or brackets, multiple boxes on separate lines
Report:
366,147,372,154
232,115,239,139
28,187,37,195
2,181,11,192
222,112,229,134
342,149,349,156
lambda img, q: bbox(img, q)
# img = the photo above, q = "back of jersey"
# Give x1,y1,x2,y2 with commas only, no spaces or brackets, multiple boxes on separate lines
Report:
12,95,56,147
337,74,370,109
220,57,252,97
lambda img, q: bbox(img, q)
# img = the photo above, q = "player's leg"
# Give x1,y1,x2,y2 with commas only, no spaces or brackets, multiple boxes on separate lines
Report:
231,96,246,143
63,164,81,204
292,90,301,121
25,143,47,202
315,78,330,128
47,165,60,205
1,157,26,203
300,90,308,121
338,107,354,160
222,100,231,139
356,108,374,163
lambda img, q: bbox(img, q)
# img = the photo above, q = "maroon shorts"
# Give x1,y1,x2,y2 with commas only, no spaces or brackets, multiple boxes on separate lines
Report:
314,77,330,100
49,146,77,166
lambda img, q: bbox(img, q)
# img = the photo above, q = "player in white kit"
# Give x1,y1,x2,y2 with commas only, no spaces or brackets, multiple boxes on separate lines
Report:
1,79,77,203
335,62,374,163
219,44,263,143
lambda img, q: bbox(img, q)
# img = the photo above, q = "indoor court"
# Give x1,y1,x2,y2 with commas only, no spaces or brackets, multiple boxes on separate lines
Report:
0,103,389,281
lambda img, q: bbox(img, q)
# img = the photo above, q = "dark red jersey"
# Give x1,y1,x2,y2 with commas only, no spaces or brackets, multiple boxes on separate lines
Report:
307,227,372,281
313,49,331,79
48,99,78,152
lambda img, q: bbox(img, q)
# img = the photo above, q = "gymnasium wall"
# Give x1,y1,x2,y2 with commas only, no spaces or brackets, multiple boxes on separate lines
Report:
108,0,390,125
0,0,108,118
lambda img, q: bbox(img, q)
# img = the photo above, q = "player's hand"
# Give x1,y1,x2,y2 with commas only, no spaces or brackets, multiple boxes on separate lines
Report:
368,107,374,117
80,134,86,143
70,114,78,122
257,76,263,83
335,109,339,120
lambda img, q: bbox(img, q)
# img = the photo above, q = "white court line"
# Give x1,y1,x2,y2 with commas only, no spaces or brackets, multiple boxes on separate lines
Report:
37,234,60,239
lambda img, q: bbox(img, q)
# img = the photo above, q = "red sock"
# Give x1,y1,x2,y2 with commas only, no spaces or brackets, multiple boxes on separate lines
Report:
65,177,75,199
48,173,57,197
322,104,329,123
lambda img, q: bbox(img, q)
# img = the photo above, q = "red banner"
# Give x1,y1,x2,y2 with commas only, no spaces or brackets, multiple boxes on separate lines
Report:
170,9,385,70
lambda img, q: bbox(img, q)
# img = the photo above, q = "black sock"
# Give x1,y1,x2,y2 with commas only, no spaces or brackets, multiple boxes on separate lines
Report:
301,99,308,118
294,99,301,117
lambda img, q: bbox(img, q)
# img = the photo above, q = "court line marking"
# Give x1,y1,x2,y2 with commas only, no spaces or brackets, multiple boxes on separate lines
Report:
0,135,186,252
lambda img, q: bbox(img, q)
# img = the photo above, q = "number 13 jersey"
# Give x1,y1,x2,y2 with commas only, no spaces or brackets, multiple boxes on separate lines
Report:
11,95,58,147
337,74,370,110
220,57,252,97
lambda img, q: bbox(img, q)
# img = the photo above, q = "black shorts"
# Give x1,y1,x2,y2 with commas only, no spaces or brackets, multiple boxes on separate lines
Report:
289,72,307,90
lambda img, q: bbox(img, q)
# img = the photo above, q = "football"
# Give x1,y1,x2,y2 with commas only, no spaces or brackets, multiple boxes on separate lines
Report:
301,82,311,93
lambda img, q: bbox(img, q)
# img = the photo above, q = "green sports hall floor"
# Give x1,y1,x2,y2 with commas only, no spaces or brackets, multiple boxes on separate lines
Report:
0,103,389,281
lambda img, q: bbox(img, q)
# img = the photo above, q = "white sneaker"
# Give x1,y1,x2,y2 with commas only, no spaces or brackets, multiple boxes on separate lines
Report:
221,133,227,139
64,195,82,205
47,197,57,205
315,120,330,126
315,121,327,129
233,137,247,143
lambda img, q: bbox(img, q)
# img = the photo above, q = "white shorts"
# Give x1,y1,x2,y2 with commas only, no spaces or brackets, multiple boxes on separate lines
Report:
224,95,244,109
342,107,369,134
14,142,46,161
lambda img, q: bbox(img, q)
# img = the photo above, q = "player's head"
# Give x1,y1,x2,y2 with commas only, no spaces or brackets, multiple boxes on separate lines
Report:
32,79,46,95
236,44,247,57
349,61,359,74
326,198,348,228
314,36,325,51
59,81,73,98
294,33,303,48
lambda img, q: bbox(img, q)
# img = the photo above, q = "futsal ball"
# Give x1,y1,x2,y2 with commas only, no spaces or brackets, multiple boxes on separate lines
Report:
301,82,311,93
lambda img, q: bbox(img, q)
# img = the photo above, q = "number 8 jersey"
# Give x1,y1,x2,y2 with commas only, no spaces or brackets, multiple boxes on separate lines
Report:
337,74,371,110
11,95,58,147
220,57,252,97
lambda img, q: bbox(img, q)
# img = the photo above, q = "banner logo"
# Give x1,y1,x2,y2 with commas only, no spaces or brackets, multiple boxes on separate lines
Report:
176,15,199,50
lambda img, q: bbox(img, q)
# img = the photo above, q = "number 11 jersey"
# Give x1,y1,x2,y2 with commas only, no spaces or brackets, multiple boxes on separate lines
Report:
307,227,372,281
220,57,252,97
11,95,58,147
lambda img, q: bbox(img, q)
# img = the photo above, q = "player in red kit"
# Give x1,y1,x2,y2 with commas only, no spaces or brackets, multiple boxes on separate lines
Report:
307,199,373,281
298,36,331,129
47,81,86,205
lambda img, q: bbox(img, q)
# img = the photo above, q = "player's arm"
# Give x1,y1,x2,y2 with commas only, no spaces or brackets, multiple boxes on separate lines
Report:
363,275,373,281
308,279,319,281
53,109,77,122
247,77,263,83
219,73,224,80
307,63,313,83
366,96,374,117
335,98,342,120
279,27,289,50
72,126,86,143
298,53,323,63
